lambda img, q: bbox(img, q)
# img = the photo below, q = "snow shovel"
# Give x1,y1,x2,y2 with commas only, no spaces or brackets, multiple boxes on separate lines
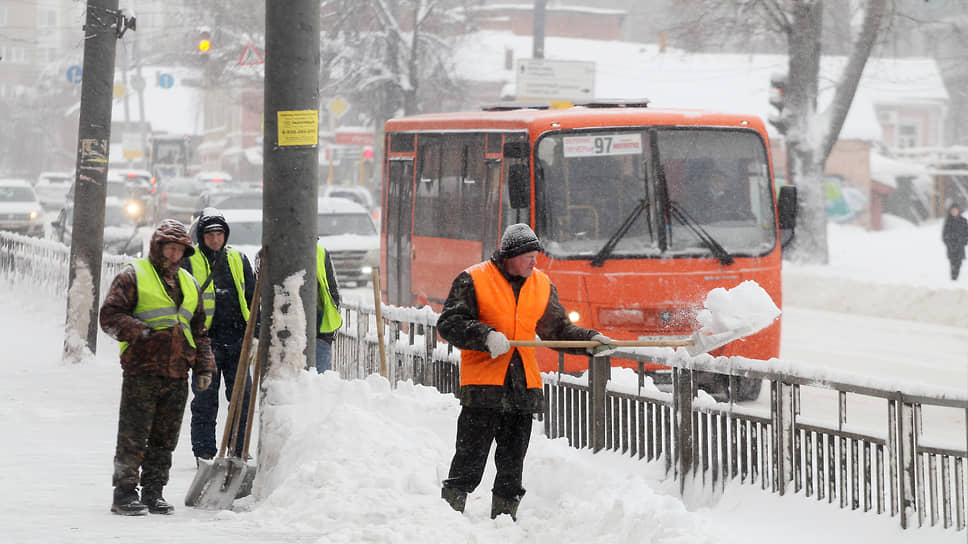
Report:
184,256,265,509
507,323,764,356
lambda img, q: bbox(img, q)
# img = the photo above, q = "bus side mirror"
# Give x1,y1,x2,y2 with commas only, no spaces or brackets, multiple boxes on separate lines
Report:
777,184,797,247
507,164,530,209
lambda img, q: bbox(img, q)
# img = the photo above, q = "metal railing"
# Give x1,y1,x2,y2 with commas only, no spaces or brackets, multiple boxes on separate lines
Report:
329,298,966,532
0,231,131,298
1,232,963,531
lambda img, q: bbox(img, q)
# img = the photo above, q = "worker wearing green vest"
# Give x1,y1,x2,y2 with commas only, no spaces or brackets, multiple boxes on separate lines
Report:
100,219,215,516
181,208,256,465
316,243,342,372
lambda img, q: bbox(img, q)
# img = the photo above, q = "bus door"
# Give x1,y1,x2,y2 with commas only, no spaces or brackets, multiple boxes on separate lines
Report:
481,133,506,260
385,158,414,306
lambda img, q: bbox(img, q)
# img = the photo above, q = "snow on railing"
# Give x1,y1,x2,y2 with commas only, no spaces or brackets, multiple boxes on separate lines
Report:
0,231,132,300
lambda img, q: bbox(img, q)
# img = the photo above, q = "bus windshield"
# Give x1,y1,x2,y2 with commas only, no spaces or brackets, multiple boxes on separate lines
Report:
535,128,777,261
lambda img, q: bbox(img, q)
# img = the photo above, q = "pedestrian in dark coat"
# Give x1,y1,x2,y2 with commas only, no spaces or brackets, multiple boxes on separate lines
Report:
100,219,216,516
942,203,968,280
181,208,256,462
436,223,615,520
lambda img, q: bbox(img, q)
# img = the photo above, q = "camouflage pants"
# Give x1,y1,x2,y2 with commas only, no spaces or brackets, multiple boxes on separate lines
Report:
112,375,188,491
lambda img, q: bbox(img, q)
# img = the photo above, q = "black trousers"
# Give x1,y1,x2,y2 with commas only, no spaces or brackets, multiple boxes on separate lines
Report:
443,406,533,500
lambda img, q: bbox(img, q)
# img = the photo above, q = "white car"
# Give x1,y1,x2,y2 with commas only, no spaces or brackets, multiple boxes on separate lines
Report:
317,197,380,287
219,198,380,287
34,171,74,210
0,178,45,237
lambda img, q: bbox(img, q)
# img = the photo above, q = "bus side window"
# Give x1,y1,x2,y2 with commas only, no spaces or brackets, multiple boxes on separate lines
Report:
415,137,441,237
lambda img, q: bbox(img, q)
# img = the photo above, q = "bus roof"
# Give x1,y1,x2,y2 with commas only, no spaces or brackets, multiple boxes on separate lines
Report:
384,105,768,135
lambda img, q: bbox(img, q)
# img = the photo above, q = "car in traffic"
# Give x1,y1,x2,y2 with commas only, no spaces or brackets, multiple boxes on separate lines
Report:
52,174,154,255
320,184,375,211
217,197,380,287
34,171,74,210
156,176,204,224
0,178,45,237
317,197,380,287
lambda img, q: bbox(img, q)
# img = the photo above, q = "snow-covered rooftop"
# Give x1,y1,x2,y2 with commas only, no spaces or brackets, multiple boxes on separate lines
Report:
453,30,948,142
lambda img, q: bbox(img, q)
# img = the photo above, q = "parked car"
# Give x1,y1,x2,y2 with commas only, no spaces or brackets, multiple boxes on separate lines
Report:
34,171,74,210
317,197,380,287
0,178,45,237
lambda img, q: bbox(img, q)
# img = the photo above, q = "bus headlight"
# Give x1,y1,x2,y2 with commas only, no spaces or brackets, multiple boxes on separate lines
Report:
568,310,580,323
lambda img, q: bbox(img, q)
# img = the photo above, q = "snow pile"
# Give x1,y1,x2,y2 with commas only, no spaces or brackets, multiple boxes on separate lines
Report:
695,280,781,335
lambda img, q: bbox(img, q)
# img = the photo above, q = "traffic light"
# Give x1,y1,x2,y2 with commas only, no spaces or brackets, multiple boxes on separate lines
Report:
362,146,374,161
196,29,212,56
768,73,788,135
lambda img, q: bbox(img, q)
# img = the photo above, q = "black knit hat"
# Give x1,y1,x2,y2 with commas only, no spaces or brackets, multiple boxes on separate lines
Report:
195,207,230,242
499,223,542,259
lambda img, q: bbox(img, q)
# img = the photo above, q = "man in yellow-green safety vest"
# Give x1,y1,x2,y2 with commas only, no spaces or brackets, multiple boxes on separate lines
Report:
181,208,256,465
99,219,216,516
315,242,342,372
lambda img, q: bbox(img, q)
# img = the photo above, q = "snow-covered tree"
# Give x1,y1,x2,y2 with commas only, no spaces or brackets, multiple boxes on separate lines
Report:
319,0,474,128
666,0,890,264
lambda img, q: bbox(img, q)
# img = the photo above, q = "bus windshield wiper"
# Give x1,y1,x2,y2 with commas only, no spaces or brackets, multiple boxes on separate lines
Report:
667,200,734,265
591,199,649,267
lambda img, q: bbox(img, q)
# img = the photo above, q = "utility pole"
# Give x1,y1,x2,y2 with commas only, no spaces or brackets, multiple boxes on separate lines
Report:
533,0,547,59
64,0,131,361
259,0,320,377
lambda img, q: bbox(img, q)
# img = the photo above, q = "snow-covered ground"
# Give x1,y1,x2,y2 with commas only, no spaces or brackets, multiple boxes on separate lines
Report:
0,217,965,543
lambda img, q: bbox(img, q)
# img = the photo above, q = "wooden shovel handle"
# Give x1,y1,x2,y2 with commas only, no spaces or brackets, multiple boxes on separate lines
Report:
239,251,267,460
507,339,693,348
218,253,265,459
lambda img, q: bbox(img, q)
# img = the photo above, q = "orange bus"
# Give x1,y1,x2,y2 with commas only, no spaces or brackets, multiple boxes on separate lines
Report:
380,101,797,400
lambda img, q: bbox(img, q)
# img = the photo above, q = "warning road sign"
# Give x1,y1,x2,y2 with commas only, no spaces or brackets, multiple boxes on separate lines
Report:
239,42,264,66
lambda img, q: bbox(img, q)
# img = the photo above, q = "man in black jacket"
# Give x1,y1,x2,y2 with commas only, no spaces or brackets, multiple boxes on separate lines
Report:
436,224,614,520
181,208,256,462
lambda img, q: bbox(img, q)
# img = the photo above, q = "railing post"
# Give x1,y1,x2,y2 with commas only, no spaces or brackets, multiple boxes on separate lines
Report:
673,367,693,492
589,355,610,452
772,380,795,495
897,398,918,529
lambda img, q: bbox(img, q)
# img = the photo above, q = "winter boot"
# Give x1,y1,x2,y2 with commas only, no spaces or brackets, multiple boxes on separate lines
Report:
441,487,467,513
141,487,175,515
111,486,148,516
490,494,520,521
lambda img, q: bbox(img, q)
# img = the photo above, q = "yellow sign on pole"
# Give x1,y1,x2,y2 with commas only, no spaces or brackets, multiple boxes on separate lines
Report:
277,110,318,147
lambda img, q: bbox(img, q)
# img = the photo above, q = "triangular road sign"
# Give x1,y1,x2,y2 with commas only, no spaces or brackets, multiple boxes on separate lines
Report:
238,42,264,66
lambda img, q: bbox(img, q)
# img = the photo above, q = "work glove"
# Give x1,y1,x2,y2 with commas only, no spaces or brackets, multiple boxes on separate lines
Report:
485,330,511,359
194,372,212,392
587,333,617,356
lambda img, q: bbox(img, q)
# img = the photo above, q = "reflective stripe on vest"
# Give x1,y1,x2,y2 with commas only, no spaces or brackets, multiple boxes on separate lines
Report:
120,259,199,354
461,261,550,388
188,247,250,329
317,245,343,333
